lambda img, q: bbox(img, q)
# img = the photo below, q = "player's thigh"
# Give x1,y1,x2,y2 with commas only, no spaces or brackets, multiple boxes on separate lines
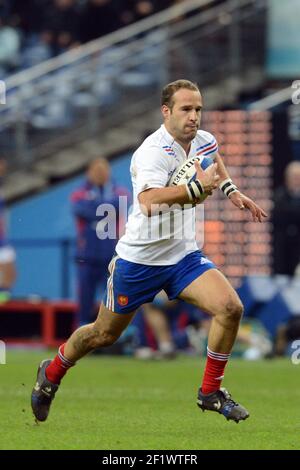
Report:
94,301,137,339
178,268,243,316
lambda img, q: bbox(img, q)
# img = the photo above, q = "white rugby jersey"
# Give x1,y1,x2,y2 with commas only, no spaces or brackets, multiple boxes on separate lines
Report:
116,124,218,265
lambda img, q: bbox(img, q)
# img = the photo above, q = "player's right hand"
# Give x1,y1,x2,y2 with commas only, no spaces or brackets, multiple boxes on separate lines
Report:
195,161,220,194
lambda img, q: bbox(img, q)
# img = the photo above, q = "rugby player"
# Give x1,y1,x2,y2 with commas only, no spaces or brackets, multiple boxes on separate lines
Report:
31,80,267,423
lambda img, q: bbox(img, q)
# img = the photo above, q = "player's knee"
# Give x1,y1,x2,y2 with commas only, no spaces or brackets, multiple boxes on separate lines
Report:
223,298,244,323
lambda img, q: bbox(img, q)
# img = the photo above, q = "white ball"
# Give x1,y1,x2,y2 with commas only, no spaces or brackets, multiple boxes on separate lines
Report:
168,155,214,202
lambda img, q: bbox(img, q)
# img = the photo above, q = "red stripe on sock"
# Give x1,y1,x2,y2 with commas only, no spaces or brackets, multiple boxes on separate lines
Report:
45,343,74,385
201,352,229,395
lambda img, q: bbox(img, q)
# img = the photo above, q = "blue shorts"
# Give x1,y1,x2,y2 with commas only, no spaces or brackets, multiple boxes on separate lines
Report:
103,250,216,314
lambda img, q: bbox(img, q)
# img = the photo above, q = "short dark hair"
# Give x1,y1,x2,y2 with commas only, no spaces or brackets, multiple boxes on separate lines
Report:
161,79,200,109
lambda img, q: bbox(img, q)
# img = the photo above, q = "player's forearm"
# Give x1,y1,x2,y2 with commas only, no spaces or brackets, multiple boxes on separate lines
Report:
138,186,192,216
214,153,240,198
214,153,230,183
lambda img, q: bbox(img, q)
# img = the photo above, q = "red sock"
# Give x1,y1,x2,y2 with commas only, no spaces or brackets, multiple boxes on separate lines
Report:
45,343,75,385
201,347,230,395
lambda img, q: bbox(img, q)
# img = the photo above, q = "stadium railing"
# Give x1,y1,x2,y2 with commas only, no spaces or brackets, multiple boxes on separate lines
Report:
0,0,267,171
249,84,300,146
249,86,295,111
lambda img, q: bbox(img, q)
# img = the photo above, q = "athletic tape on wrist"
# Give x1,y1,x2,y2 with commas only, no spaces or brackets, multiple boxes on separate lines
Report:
187,179,204,201
185,184,194,201
219,178,238,197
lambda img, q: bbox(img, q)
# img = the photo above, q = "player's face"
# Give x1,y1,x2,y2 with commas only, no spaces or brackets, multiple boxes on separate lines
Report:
163,89,202,145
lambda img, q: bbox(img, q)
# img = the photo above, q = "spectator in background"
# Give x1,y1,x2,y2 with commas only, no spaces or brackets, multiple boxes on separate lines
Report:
118,0,173,27
0,15,20,76
71,158,129,325
10,0,52,68
274,316,300,357
10,0,47,36
79,0,121,44
134,295,214,359
273,161,300,275
1,0,182,71
134,291,177,359
41,0,81,55
0,159,17,302
132,1,158,21
0,0,12,20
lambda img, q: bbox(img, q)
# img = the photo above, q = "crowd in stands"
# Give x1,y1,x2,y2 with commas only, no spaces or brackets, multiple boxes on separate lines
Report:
0,0,192,76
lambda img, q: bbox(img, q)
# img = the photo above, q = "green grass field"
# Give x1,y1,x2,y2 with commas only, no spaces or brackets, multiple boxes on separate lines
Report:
0,351,299,450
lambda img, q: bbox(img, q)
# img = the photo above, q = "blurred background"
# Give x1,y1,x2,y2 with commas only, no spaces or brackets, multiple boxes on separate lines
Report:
0,0,299,361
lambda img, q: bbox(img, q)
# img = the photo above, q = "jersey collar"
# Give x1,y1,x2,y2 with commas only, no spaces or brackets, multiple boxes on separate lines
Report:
161,124,195,158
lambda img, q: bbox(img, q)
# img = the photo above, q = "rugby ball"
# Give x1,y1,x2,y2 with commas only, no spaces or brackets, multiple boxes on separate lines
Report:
168,155,214,202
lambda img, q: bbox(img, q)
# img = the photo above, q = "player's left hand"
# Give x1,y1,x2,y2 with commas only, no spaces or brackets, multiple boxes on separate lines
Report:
229,191,268,222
